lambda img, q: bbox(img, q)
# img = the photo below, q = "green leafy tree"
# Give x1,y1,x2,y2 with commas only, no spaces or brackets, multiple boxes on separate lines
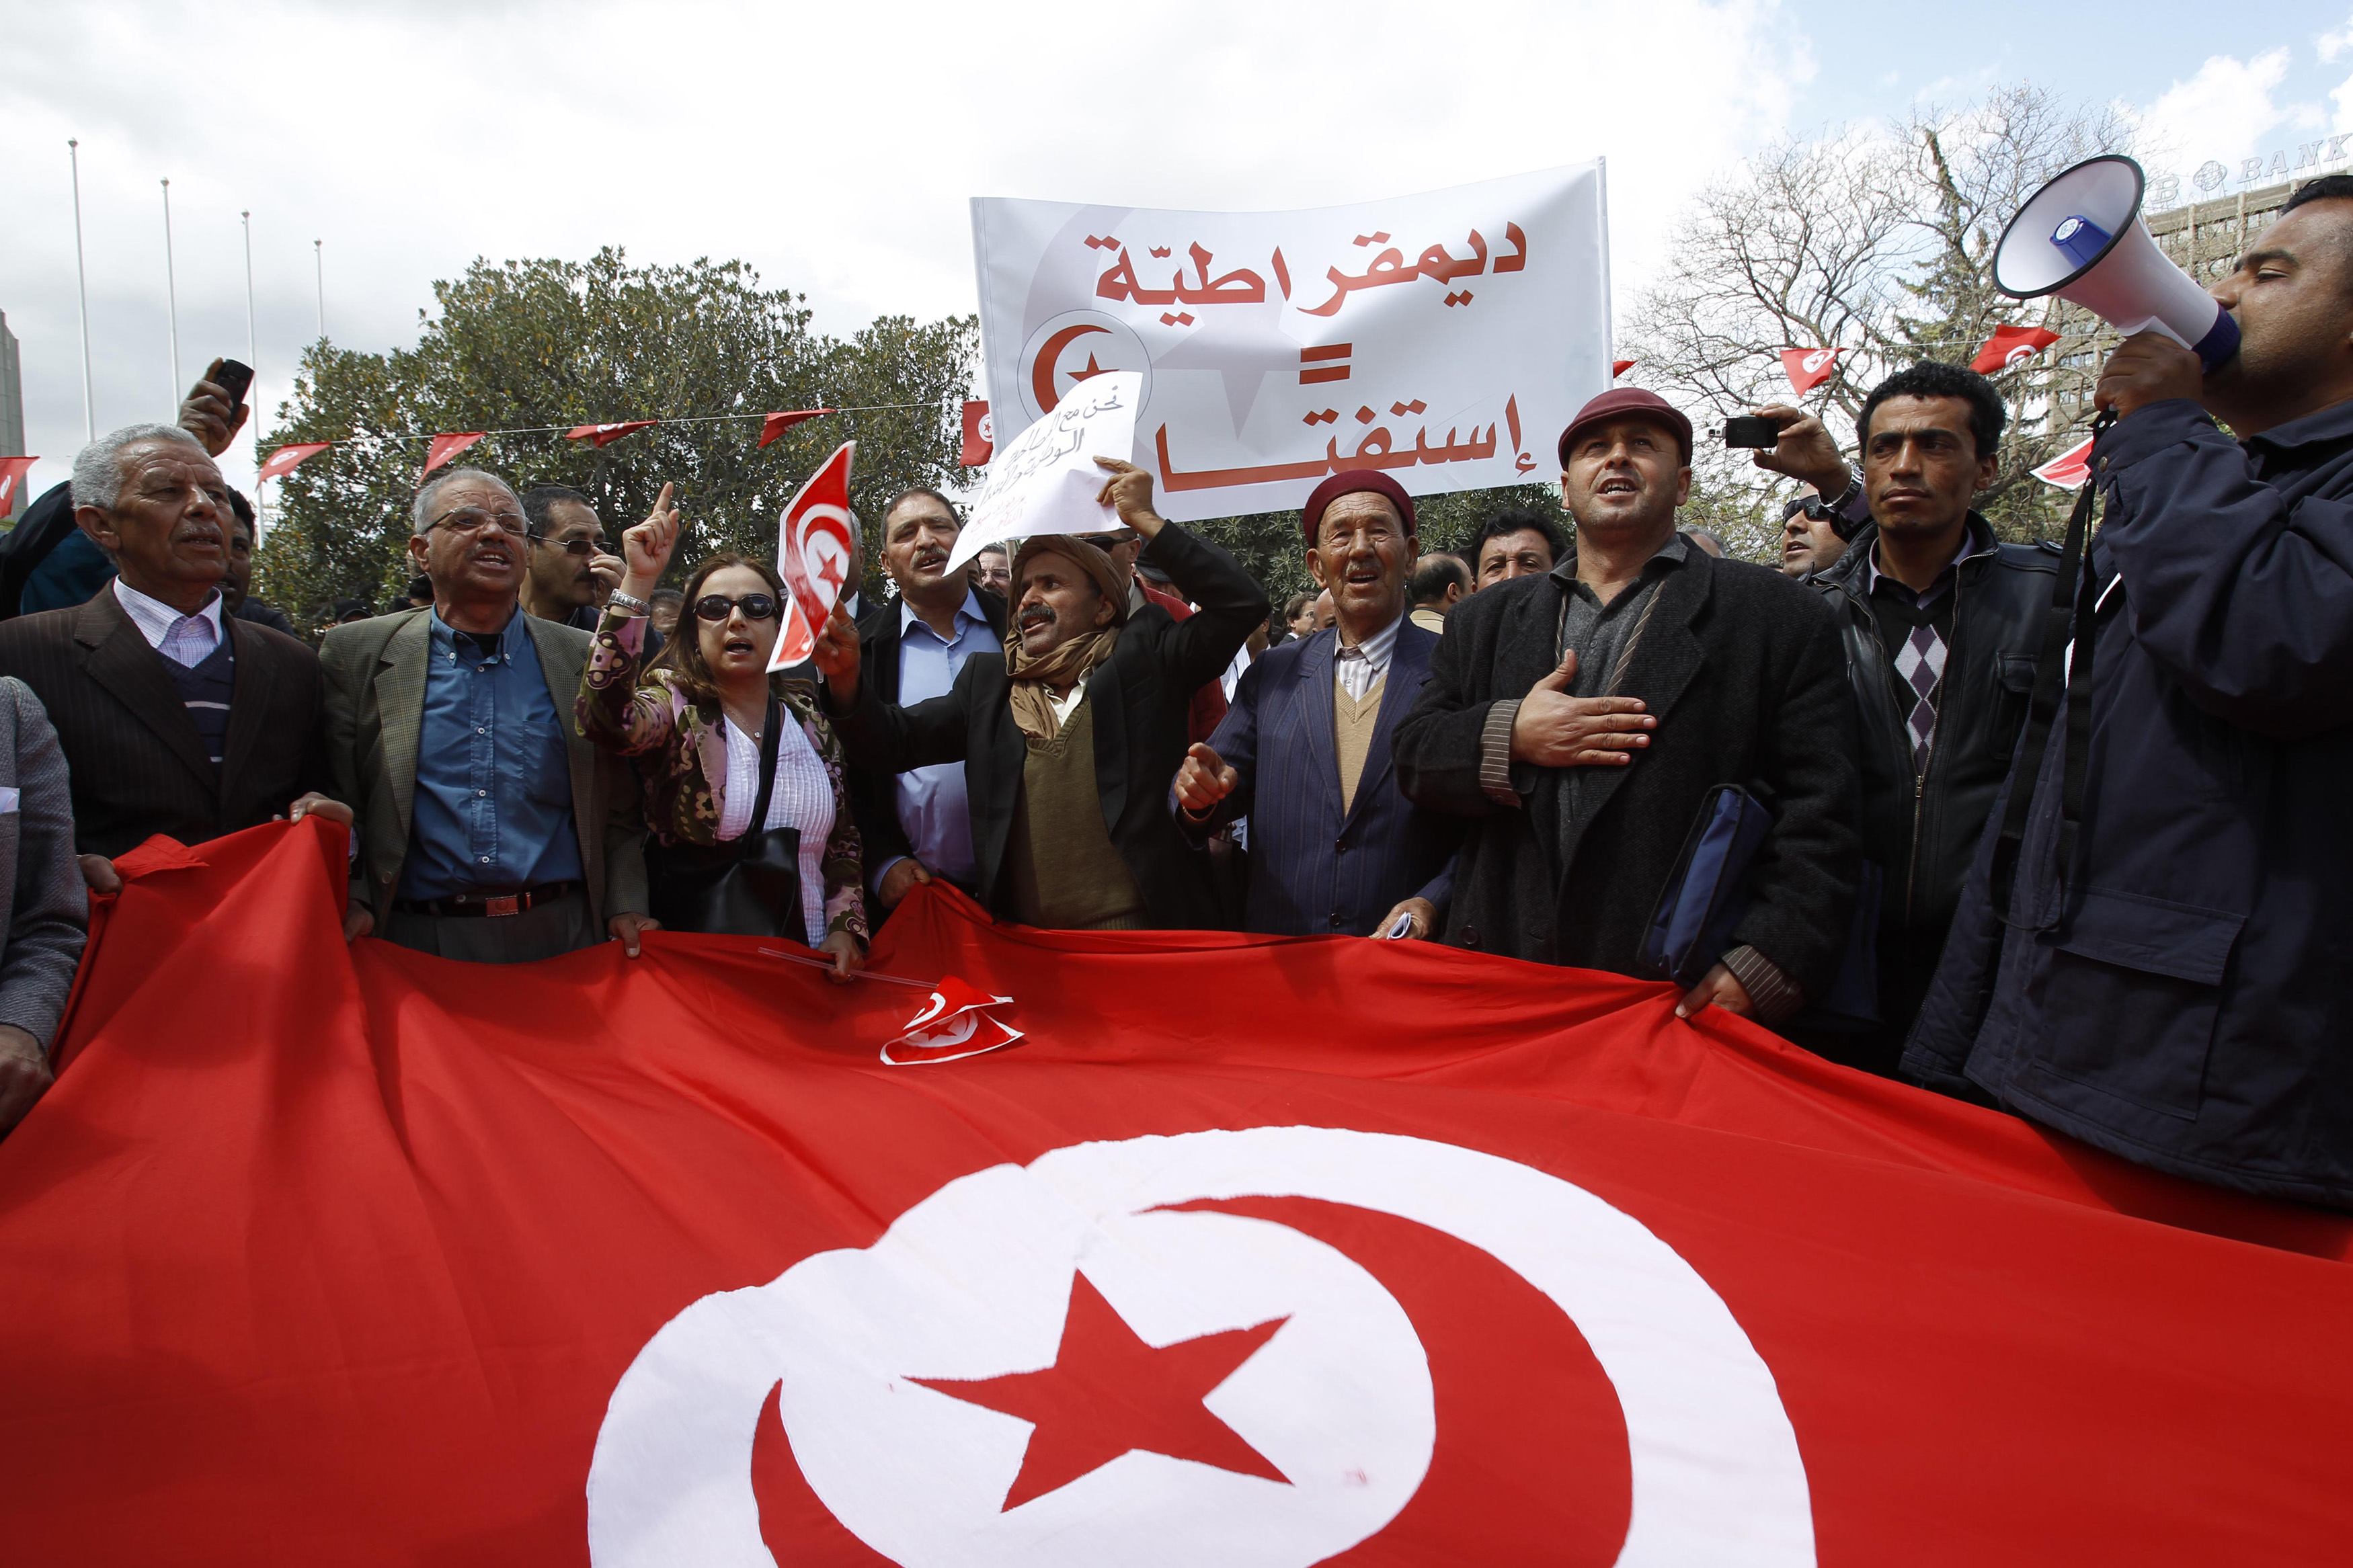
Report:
254,249,975,629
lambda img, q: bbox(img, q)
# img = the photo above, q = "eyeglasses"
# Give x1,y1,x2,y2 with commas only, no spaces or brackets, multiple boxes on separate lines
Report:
425,505,528,538
527,532,609,556
693,593,780,622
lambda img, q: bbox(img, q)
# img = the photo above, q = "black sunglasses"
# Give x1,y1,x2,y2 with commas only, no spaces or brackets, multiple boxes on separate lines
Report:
693,592,779,623
527,531,608,557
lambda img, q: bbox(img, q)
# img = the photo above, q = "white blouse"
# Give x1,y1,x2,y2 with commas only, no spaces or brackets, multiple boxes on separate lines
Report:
719,712,834,948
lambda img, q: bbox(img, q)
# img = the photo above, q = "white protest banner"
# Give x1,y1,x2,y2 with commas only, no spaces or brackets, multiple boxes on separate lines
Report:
970,164,1611,524
943,370,1140,571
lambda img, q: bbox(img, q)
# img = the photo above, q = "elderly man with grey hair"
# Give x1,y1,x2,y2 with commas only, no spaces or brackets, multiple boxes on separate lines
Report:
0,421,341,893
317,466,650,964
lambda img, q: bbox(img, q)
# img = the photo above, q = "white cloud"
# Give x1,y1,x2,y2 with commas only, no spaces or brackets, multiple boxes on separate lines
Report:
0,0,1807,501
2128,48,2295,185
2320,12,2353,63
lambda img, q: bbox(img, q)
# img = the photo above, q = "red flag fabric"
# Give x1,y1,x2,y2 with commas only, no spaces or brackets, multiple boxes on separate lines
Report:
767,440,857,671
565,420,659,448
421,431,487,477
255,441,331,484
0,455,37,517
759,409,832,449
2032,435,2096,489
961,399,994,466
1611,359,1636,378
3,820,2351,1565
1778,347,1841,396
1970,325,2062,375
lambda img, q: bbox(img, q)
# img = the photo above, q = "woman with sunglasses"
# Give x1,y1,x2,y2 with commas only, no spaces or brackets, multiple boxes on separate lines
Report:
575,484,867,977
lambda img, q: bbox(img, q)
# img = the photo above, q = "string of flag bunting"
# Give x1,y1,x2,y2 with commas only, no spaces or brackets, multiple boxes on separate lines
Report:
251,400,976,487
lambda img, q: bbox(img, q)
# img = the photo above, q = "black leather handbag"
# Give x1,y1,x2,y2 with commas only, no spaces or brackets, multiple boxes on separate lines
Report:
644,701,806,939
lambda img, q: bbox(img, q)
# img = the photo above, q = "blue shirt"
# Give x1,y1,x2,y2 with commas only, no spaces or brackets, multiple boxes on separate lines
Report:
399,609,584,900
877,590,988,893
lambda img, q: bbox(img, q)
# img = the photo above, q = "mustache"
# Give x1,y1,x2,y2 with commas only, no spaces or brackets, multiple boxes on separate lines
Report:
1018,605,1056,630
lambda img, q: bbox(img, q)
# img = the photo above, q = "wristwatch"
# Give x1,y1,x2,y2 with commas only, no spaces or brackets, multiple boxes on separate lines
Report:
1822,467,1867,541
606,589,651,616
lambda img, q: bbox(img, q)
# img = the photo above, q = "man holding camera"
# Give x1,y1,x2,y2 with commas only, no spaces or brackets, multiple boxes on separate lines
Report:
1907,175,2353,1209
1750,364,2058,1073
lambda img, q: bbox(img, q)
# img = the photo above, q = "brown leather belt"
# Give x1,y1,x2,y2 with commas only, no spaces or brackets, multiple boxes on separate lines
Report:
393,880,583,919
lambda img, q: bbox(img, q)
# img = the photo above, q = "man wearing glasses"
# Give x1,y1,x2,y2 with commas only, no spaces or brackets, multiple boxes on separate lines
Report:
518,485,640,641
319,468,651,964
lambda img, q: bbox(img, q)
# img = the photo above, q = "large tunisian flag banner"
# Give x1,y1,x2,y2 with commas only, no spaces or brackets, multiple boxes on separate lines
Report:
970,165,1612,523
3,821,2351,1565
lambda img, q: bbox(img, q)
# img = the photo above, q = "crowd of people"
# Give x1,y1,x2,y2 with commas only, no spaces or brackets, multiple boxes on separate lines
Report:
0,174,2344,1213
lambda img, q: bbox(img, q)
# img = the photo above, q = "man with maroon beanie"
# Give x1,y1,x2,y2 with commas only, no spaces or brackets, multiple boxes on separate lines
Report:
1394,388,1860,1024
1170,470,1458,938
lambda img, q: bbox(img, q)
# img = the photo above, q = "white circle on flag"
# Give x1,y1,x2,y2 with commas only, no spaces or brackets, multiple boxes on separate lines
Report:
1802,349,1835,374
586,1126,1813,1568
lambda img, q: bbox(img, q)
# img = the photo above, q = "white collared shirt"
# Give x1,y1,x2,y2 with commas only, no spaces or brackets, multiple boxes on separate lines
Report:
1332,610,1405,702
113,577,225,668
1047,684,1088,726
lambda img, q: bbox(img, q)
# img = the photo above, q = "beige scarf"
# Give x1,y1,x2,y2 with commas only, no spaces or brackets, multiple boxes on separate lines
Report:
1006,536,1128,742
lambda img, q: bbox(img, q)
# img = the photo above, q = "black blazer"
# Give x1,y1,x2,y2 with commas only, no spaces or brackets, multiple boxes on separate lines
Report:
1394,544,1860,995
0,588,329,858
832,526,1268,930
1183,620,1458,936
846,586,1008,885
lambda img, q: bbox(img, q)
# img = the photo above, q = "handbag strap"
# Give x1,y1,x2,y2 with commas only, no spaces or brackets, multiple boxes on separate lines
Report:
738,698,787,858
1989,411,2113,923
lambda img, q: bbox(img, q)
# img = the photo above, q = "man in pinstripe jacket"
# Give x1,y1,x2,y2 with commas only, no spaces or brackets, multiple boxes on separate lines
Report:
1171,471,1456,939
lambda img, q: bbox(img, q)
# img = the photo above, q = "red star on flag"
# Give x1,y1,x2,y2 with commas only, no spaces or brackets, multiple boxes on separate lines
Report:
913,1272,1291,1510
1066,353,1109,385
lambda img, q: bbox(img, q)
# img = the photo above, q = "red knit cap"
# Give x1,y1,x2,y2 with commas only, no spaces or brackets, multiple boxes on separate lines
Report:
1555,387,1694,469
1300,470,1415,548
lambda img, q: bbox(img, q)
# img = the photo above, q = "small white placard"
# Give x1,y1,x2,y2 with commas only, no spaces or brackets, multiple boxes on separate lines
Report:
945,372,1140,571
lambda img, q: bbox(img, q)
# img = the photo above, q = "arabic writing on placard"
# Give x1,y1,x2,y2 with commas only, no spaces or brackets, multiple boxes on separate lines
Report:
1090,224,1529,320
947,372,1140,572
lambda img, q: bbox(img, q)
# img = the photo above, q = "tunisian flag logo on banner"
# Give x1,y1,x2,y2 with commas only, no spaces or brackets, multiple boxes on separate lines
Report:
2,822,2350,1565
768,440,856,671
1970,324,2061,375
1778,347,1841,395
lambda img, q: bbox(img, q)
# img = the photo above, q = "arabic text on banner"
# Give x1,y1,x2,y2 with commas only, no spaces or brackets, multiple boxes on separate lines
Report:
970,163,1613,524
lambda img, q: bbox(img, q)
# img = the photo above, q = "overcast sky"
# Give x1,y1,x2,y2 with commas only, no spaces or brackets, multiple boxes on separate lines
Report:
2,0,2348,503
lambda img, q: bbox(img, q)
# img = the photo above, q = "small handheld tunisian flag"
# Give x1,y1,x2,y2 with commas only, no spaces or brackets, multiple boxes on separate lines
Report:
566,420,658,448
881,976,1023,1066
3,820,2350,1565
1778,347,1841,396
421,431,487,477
768,440,857,671
2033,434,2096,489
1972,325,2061,375
0,455,37,517
960,399,994,466
255,442,331,484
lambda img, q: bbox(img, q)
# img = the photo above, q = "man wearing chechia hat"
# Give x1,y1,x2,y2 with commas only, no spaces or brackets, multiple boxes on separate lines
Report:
1394,388,1862,1025
1168,470,1460,941
815,458,1267,932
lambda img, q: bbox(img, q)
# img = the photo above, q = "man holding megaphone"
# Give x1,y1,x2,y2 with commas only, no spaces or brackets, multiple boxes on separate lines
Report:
1907,171,2353,1212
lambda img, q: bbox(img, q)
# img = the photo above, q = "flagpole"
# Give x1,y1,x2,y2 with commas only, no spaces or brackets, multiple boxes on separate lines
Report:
313,239,324,342
242,209,260,482
68,140,94,443
161,178,181,405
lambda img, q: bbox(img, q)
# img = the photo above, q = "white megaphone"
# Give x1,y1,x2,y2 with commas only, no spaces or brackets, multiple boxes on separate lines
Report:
1992,154,2239,371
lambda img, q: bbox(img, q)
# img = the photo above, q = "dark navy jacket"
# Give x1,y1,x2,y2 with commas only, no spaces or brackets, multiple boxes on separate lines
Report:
1906,397,2353,1209
1179,620,1456,936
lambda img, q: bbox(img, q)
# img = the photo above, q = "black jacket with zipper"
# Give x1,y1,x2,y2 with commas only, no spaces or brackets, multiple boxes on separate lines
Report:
1808,518,2057,1067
